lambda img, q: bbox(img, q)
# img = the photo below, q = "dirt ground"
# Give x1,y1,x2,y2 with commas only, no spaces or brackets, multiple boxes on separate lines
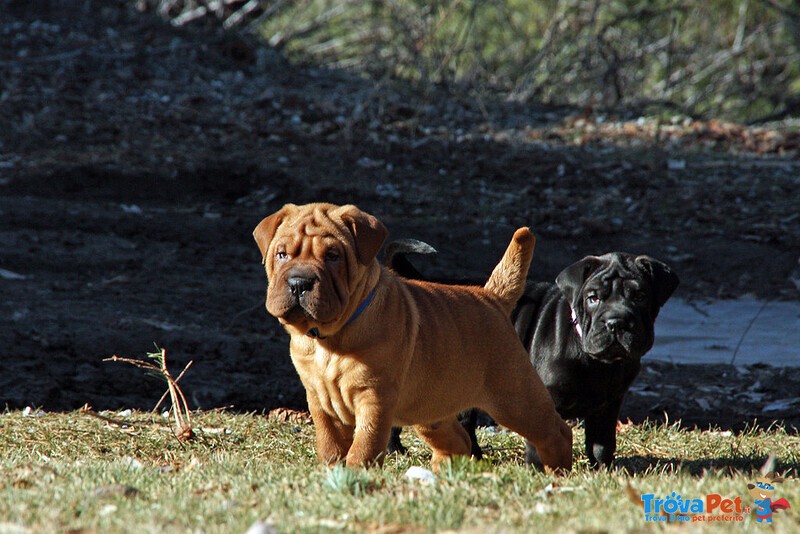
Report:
1,2,798,432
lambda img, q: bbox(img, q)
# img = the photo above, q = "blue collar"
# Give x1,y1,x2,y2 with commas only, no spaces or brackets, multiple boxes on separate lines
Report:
306,287,377,339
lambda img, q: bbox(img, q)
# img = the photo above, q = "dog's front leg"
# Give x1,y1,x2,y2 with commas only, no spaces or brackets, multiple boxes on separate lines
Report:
307,394,354,465
346,396,394,468
584,399,623,468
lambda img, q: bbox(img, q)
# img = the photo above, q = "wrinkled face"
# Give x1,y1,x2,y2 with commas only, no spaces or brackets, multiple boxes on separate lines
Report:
267,219,353,327
579,267,653,359
557,253,679,363
748,478,776,500
253,203,387,335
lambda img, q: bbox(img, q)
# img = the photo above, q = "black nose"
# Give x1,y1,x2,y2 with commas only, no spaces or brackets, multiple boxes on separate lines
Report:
605,317,624,332
288,276,315,296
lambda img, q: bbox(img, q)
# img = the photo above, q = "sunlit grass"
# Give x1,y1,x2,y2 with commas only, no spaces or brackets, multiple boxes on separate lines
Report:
1,409,798,532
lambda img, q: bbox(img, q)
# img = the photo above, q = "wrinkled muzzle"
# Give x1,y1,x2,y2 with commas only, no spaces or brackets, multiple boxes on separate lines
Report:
266,261,345,327
582,312,650,363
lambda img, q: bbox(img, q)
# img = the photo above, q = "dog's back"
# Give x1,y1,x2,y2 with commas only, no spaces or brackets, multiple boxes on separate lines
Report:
387,228,535,316
388,228,537,423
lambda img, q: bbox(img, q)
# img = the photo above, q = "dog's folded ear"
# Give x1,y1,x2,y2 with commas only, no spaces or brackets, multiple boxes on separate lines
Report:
556,256,604,304
634,256,680,307
338,205,389,265
253,203,298,264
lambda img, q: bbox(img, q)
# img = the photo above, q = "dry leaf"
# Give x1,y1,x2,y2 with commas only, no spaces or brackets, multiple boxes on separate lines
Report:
268,408,312,424
93,484,139,499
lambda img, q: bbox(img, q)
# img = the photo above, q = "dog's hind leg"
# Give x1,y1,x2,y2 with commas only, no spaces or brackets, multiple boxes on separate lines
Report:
481,362,573,471
458,409,484,460
488,401,572,472
387,426,407,454
412,418,472,471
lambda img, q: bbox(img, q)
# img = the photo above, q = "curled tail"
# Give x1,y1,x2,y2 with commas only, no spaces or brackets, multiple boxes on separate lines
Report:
384,239,436,279
484,227,535,314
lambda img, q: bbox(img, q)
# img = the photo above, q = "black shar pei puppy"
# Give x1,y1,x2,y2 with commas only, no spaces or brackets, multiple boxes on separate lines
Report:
386,241,678,468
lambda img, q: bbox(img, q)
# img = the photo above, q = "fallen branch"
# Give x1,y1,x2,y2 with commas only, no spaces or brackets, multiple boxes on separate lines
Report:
80,404,136,428
104,348,195,441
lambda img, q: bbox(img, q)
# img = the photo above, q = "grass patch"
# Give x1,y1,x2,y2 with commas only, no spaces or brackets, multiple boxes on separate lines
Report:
1,409,798,532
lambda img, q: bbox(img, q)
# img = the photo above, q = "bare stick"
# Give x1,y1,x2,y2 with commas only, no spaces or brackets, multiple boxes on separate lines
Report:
104,348,195,441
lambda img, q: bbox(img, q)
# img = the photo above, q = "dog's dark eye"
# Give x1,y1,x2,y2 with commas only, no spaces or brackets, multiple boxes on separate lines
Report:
586,294,600,306
325,249,340,263
276,250,289,262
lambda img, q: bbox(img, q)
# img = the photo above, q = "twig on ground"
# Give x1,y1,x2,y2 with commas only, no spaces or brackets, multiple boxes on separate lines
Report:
729,299,770,366
104,348,195,441
80,404,135,428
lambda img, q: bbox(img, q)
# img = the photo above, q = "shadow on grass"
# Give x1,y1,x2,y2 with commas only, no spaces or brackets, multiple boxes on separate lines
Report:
625,415,800,436
615,455,800,477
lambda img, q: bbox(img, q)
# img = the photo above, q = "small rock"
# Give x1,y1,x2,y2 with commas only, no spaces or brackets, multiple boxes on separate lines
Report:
404,466,437,483
245,520,278,534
